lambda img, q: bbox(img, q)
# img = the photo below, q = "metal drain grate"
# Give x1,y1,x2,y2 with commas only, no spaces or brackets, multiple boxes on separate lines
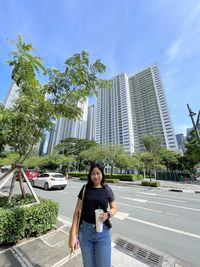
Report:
115,238,163,266
137,247,148,258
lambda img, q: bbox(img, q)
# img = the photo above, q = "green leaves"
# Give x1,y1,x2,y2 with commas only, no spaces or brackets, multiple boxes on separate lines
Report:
4,36,109,163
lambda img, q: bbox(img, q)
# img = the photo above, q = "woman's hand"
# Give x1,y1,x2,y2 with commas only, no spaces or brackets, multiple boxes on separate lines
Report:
70,235,79,253
99,212,109,222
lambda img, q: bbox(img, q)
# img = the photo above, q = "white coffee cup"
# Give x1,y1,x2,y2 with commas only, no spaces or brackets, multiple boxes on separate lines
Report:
95,209,103,232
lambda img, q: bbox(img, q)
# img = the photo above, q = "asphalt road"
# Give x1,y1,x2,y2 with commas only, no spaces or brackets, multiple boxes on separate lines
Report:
1,178,200,267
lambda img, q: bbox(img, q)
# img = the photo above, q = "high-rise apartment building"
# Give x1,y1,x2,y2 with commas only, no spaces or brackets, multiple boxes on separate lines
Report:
96,65,178,153
86,104,96,141
129,65,177,151
176,133,186,154
48,99,88,153
4,82,20,108
96,73,135,154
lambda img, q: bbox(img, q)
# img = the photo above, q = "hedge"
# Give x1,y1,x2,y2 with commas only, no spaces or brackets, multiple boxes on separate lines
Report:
0,194,58,244
68,172,143,181
141,181,160,187
79,177,120,184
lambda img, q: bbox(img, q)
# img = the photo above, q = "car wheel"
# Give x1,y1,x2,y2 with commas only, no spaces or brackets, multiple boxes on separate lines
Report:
44,182,49,191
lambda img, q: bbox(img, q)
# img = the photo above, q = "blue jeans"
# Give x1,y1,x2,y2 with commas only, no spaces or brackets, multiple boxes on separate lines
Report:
78,220,111,267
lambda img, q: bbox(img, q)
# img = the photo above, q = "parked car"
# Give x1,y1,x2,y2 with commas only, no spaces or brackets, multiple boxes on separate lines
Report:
25,169,40,181
0,165,12,173
32,172,68,190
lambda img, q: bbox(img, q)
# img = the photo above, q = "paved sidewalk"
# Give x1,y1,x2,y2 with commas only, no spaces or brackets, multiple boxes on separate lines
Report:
0,217,187,267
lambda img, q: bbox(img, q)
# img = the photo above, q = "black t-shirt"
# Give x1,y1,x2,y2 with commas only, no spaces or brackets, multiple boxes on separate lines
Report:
78,184,115,224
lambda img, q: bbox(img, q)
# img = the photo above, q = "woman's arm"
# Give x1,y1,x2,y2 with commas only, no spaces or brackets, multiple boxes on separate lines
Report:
108,200,117,218
69,198,82,252
99,200,117,222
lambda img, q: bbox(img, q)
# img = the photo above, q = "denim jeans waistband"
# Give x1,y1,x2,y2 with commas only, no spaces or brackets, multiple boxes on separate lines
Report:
81,220,96,228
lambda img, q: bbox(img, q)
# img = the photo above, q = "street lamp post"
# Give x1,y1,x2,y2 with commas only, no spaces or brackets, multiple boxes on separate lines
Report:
187,104,200,146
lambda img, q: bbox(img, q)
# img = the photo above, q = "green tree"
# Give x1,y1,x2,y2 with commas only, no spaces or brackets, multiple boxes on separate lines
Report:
0,104,12,156
158,148,180,171
115,153,132,174
55,138,98,171
103,145,126,175
184,129,200,164
6,35,110,164
136,152,163,180
80,145,105,170
142,134,162,153
0,152,19,166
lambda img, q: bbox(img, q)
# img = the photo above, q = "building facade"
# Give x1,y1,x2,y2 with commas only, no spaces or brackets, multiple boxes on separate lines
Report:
176,133,186,154
129,65,177,151
96,72,135,154
96,65,178,153
4,82,20,108
47,99,88,153
86,104,96,140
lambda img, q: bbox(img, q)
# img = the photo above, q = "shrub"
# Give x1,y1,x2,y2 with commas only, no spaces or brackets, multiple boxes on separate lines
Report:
69,172,141,182
79,177,87,180
141,181,160,187
67,172,87,178
106,179,120,184
0,194,58,244
105,174,138,181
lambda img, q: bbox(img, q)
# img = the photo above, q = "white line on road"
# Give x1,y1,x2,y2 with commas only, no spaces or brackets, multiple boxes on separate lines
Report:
127,216,200,239
136,192,157,196
121,197,200,212
166,212,178,217
114,211,130,220
117,202,162,213
156,195,200,202
122,197,148,203
136,194,186,203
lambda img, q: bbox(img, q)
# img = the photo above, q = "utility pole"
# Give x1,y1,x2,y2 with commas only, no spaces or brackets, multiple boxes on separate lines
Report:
187,104,200,146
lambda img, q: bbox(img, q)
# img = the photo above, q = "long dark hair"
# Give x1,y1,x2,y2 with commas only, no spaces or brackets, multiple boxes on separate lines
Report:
87,163,105,187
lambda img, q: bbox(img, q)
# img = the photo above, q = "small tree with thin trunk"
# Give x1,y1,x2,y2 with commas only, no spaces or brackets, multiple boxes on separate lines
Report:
0,35,110,201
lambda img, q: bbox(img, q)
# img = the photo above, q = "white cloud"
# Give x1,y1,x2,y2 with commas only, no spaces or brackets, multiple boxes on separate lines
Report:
165,2,200,64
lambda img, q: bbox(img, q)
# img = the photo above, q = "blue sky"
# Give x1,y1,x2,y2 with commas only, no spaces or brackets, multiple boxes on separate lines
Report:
1,0,200,135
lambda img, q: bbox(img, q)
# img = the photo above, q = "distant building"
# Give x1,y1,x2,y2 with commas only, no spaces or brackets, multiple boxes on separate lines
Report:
47,99,88,153
86,104,96,141
176,133,186,154
4,82,20,108
96,65,178,153
96,72,135,154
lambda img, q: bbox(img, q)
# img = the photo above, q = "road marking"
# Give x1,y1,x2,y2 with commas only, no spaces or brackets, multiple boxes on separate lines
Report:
137,192,157,196
127,216,200,239
136,194,185,203
117,202,162,213
122,197,147,203
157,195,200,202
149,200,200,212
121,197,200,212
114,211,129,220
166,212,178,217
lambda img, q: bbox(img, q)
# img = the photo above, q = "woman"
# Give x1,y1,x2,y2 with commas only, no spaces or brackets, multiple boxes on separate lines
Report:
69,163,117,267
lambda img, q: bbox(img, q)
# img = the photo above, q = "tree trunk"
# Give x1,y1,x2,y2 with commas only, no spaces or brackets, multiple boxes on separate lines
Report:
154,169,157,180
111,165,113,176
18,169,25,198
143,169,146,179
8,172,17,203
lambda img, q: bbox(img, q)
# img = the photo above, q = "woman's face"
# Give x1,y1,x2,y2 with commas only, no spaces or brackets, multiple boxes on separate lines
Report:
91,167,103,187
